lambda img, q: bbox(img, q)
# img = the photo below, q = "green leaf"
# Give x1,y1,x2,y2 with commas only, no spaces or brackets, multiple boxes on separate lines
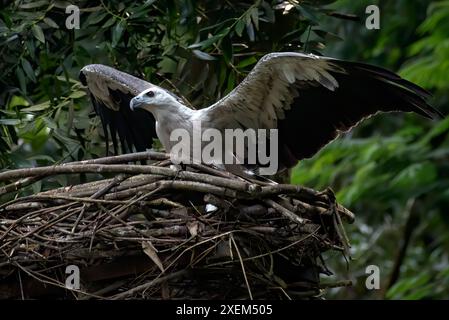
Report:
32,179,42,194
54,1,73,9
8,95,30,109
43,17,59,29
225,70,236,95
102,17,116,28
297,5,318,24
402,284,434,300
0,119,21,125
218,62,227,89
221,36,233,63
192,50,217,61
22,101,51,112
56,100,71,109
246,21,255,42
112,20,126,47
21,58,36,82
188,27,230,49
250,7,259,30
56,75,79,84
88,12,108,25
16,67,27,93
43,116,58,130
313,29,342,41
261,1,275,23
32,24,45,43
235,19,245,37
27,155,55,162
69,91,87,99
157,57,177,74
391,162,437,191
237,56,257,69
67,102,74,134
25,39,36,60
19,1,48,9
387,273,432,299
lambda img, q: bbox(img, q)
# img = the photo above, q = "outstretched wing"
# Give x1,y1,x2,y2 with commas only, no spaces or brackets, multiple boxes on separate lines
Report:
205,52,442,168
79,64,157,155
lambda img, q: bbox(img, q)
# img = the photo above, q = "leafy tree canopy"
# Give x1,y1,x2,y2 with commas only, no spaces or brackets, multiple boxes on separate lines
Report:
1,0,448,299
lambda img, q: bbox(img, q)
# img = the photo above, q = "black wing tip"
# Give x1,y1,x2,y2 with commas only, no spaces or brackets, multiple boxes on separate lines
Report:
339,60,444,121
408,102,444,121
422,105,445,120
392,84,443,121
398,90,443,121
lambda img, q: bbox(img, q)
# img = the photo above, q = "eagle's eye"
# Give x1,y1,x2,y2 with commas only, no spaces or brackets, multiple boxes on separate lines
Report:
147,90,155,97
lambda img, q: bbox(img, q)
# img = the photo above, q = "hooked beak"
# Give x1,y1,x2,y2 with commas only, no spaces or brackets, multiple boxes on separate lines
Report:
130,95,145,111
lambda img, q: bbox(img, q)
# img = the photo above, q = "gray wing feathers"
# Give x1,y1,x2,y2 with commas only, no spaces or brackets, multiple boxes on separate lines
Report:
80,64,152,111
203,52,441,168
80,64,157,154
206,53,343,129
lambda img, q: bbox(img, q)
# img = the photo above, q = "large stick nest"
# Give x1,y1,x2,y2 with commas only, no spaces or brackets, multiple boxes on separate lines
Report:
0,152,354,299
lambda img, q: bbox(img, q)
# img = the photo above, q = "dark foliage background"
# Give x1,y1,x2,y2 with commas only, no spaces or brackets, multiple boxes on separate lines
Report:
1,0,448,299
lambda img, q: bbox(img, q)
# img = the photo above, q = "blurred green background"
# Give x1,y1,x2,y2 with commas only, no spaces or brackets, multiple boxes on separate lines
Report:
1,0,448,299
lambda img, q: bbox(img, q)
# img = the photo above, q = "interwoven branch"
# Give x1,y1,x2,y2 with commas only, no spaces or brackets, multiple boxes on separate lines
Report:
0,152,354,299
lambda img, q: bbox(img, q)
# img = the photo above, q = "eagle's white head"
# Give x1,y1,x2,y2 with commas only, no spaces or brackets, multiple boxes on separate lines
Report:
130,87,182,112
